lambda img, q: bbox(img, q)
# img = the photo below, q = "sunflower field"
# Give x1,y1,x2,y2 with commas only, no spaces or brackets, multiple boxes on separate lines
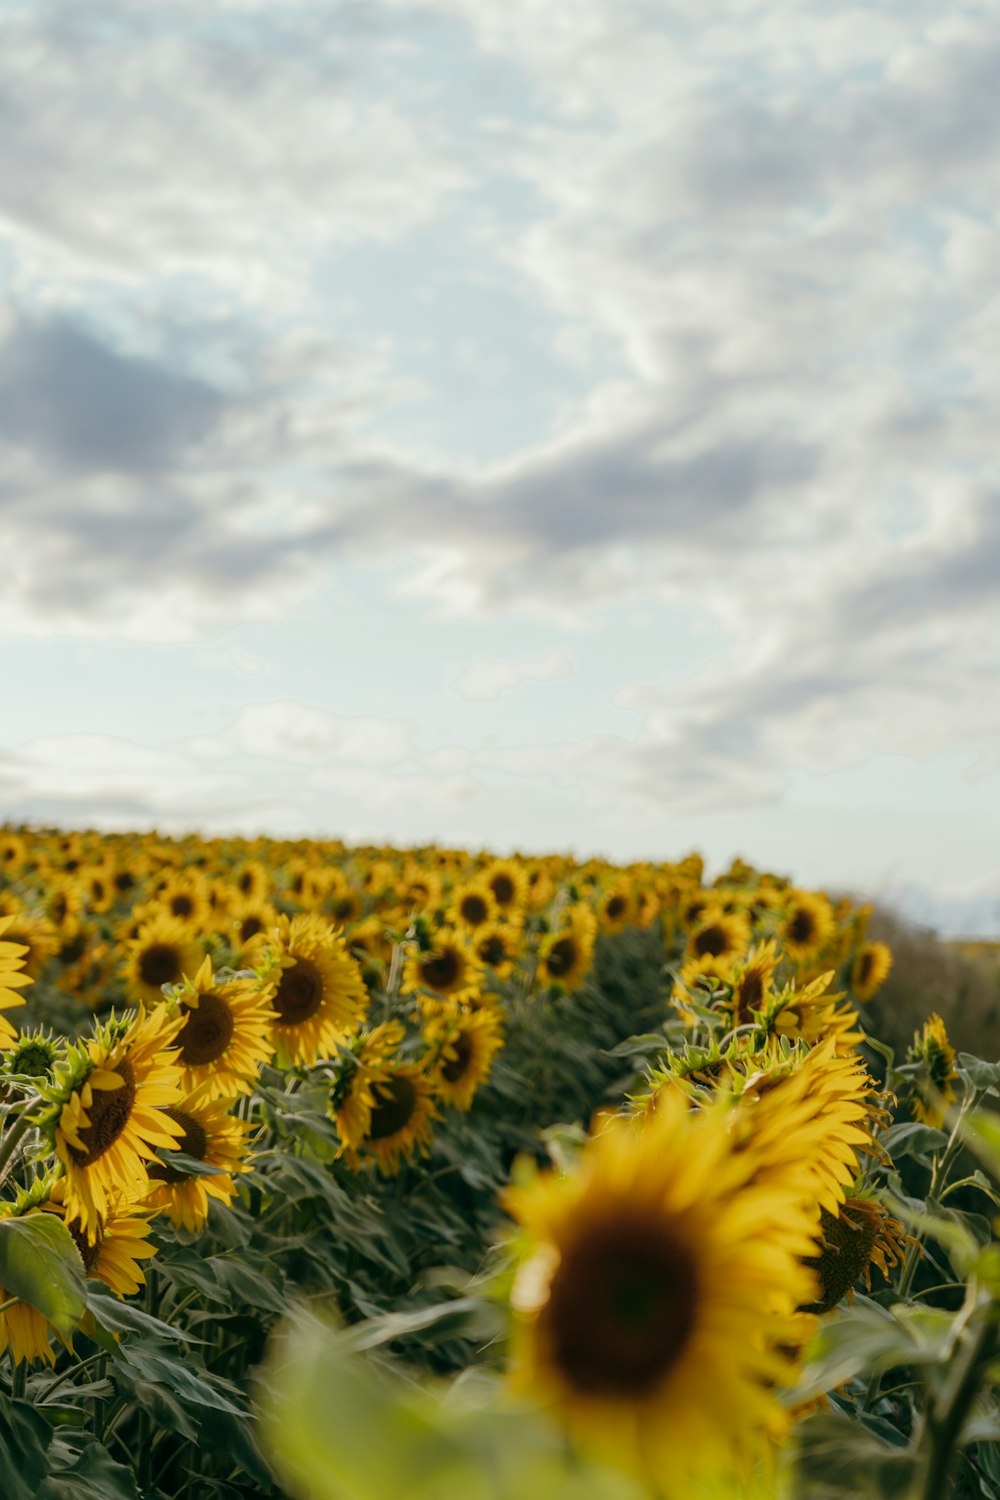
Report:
0,826,998,1500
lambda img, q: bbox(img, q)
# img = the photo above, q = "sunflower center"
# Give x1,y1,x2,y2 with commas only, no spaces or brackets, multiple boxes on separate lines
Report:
490,874,516,906
171,894,195,919
273,957,325,1026
546,1217,699,1397
736,970,764,1024
148,1107,209,1184
693,924,727,958
545,937,576,978
787,909,815,945
479,935,506,967
856,951,873,988
139,942,183,989
114,871,135,892
240,914,264,942
460,894,489,926
178,992,235,1067
69,1060,137,1167
441,1032,475,1084
68,1216,104,1271
367,1075,417,1141
420,949,461,991
606,896,626,919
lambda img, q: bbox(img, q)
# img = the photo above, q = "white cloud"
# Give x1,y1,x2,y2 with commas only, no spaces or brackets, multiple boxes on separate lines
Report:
233,701,412,765
453,647,572,700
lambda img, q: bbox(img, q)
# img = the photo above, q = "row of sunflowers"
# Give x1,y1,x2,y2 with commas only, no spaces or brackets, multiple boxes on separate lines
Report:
0,823,993,1499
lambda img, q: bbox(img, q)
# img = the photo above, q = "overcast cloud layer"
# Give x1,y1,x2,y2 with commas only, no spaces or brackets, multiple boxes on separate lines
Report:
1,0,997,931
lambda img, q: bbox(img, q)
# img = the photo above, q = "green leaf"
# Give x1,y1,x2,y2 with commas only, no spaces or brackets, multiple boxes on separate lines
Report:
85,1282,201,1342
793,1409,915,1497
885,1121,949,1161
795,1298,929,1402
0,1213,87,1341
0,1399,53,1500
154,1150,227,1178
37,1440,140,1500
957,1054,1000,1092
259,1310,656,1500
959,1109,1000,1180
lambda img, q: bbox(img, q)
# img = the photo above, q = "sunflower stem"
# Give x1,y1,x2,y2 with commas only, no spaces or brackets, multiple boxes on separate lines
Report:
0,1099,44,1186
912,1292,997,1500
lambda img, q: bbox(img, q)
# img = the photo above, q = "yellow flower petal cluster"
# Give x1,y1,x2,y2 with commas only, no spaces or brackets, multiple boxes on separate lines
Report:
52,1006,186,1239
503,1091,820,1494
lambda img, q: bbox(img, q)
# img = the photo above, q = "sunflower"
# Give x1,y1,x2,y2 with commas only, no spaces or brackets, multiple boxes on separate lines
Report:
226,896,280,962
47,1006,186,1240
503,1091,819,1491
425,1004,504,1110
144,1084,253,1232
725,940,779,1026
232,858,271,906
400,927,484,1009
778,890,836,965
0,901,60,978
123,913,204,1007
482,857,528,918
327,1020,404,1152
907,1012,959,1129
759,970,864,1055
472,921,522,981
4,1028,61,1084
726,1038,883,1217
38,1175,159,1300
0,913,31,1046
802,1195,912,1313
0,830,28,877
259,913,368,1068
348,1061,439,1176
685,906,752,966
169,955,276,1099
596,880,635,935
537,905,598,992
153,871,212,931
448,878,500,933
851,941,893,1002
0,1187,75,1365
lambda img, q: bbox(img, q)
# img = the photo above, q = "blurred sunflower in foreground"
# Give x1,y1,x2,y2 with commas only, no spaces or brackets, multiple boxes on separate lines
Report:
503,1092,819,1496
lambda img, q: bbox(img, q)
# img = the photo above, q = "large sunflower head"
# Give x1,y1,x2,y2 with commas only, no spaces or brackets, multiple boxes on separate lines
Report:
45,1176,158,1300
400,926,484,1008
44,1005,186,1239
123,913,204,1007
758,970,864,1055
802,1194,912,1314
537,905,598,993
473,921,522,981
596,880,635,935
144,1083,253,1232
778,890,836,965
0,913,31,1047
725,1038,884,1218
0,901,59,979
347,1061,439,1176
482,858,528,918
907,1012,959,1129
448,878,500,934
424,1003,504,1111
258,913,368,1069
851,940,893,1002
170,955,276,1099
684,906,752,967
326,1020,405,1152
503,1093,819,1491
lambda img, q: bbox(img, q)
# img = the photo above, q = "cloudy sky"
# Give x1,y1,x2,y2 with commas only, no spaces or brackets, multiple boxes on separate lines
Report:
2,0,998,933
